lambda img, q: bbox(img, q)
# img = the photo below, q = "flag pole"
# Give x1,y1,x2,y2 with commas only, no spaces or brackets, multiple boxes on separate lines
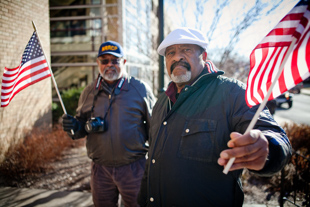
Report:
223,37,297,174
32,21,74,135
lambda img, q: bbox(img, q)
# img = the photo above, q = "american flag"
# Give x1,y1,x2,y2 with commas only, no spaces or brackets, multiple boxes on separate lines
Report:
1,32,51,107
246,0,310,107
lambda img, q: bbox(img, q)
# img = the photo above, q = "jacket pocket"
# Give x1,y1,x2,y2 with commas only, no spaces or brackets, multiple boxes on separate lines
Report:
177,119,217,162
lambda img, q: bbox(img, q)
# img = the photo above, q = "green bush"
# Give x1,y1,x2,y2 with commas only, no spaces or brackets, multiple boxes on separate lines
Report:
52,87,84,123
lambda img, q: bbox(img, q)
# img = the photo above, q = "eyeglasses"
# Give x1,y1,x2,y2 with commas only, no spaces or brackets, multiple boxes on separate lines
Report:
98,58,121,65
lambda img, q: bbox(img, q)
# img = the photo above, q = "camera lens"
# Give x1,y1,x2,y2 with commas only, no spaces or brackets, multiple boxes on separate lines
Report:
85,122,93,133
85,117,105,133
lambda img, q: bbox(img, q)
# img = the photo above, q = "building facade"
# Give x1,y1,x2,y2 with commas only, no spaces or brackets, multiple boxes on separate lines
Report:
0,0,52,162
50,0,159,96
0,0,159,162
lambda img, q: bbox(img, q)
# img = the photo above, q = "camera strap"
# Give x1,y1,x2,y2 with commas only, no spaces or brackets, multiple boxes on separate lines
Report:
114,77,125,95
90,75,126,118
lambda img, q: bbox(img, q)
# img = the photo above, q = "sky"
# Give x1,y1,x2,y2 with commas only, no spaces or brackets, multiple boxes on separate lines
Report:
165,0,299,59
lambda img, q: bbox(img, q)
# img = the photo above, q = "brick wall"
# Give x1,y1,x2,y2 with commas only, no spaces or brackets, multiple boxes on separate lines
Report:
0,0,52,162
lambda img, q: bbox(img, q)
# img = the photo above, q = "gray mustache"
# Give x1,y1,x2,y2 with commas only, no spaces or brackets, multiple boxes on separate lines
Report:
105,66,117,71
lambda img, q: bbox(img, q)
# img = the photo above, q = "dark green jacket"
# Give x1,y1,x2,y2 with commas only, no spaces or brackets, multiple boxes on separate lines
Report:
139,70,291,207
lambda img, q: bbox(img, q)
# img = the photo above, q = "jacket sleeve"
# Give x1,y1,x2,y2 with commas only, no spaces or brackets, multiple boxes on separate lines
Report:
131,78,156,141
230,81,292,176
250,107,292,176
70,85,93,139
144,87,156,140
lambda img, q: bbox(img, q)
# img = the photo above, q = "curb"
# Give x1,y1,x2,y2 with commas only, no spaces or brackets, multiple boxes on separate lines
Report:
301,88,310,96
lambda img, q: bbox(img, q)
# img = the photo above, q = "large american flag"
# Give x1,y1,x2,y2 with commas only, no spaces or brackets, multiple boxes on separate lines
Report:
246,0,310,107
1,32,51,107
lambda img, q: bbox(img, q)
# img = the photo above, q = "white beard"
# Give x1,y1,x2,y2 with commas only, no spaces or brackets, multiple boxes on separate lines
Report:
100,67,121,82
171,71,191,83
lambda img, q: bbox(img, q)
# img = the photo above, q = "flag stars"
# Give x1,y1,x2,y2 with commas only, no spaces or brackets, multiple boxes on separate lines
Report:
20,32,44,66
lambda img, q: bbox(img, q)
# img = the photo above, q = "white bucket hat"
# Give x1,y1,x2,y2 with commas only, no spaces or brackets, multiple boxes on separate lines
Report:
157,27,209,56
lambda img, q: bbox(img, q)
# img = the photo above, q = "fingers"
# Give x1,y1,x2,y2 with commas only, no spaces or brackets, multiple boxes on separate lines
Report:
218,130,269,172
62,114,73,119
223,147,268,171
62,114,68,119
227,131,259,148
61,114,76,132
62,114,75,124
224,131,262,158
63,118,74,124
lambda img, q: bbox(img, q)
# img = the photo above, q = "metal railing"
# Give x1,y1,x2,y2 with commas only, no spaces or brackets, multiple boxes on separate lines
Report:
280,151,310,207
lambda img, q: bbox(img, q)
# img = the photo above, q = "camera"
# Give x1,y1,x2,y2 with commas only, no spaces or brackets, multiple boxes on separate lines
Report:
85,117,106,133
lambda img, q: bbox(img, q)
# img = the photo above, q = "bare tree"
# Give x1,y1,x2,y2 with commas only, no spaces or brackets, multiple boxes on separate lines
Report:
205,0,230,41
218,0,283,68
194,0,208,31
165,0,283,71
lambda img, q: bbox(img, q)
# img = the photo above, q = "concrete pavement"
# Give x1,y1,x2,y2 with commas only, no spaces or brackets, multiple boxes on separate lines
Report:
0,186,274,207
1,85,309,207
0,187,93,207
301,86,310,95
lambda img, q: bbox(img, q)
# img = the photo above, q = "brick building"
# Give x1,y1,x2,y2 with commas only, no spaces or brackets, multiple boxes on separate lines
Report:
0,0,51,162
0,0,160,162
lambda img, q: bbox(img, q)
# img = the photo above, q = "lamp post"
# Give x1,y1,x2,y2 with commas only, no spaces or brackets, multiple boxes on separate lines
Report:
158,0,165,95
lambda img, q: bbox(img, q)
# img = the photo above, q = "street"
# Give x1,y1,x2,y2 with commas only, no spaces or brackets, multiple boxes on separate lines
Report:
274,93,310,126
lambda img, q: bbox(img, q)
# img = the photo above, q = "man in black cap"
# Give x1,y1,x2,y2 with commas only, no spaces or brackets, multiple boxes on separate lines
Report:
62,40,155,207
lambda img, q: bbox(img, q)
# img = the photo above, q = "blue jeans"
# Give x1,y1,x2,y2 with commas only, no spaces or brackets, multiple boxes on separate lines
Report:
91,158,146,207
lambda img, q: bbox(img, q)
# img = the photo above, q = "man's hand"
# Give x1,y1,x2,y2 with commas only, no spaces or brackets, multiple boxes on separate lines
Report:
62,114,80,135
218,130,269,172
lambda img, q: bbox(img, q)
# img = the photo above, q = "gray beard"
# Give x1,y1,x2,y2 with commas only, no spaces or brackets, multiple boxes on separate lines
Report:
102,73,120,82
100,68,121,82
171,71,191,83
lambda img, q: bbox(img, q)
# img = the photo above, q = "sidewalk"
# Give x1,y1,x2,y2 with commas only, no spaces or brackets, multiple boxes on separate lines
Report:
2,84,309,207
300,83,310,95
301,87,310,95
0,186,278,207
0,187,93,207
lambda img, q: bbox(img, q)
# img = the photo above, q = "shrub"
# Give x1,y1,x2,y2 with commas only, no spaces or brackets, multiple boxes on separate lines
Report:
243,123,310,205
52,87,84,124
281,123,310,205
282,122,310,154
0,125,85,182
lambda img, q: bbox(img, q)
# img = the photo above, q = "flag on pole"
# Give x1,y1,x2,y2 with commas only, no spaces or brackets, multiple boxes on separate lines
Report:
1,32,51,107
246,0,310,107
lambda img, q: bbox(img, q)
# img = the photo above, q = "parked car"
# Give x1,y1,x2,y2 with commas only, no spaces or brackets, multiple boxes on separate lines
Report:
266,99,277,115
289,82,303,94
275,92,293,108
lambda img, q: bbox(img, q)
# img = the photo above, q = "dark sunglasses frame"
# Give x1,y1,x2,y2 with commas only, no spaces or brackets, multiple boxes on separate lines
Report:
98,58,121,65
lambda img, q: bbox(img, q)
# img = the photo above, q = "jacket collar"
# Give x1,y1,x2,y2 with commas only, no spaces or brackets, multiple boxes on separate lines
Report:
100,73,130,94
165,61,223,103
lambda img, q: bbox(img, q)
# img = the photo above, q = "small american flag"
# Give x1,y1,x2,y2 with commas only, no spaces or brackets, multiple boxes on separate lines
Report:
246,0,310,107
1,31,51,107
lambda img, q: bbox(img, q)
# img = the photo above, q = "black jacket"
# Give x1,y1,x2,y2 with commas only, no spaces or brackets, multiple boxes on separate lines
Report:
139,70,291,207
74,75,156,167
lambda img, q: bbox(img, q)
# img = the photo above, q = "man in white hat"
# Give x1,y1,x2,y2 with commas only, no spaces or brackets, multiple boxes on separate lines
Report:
138,27,291,206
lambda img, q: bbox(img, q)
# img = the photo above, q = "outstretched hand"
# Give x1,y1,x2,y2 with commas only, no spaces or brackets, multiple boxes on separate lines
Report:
218,130,269,172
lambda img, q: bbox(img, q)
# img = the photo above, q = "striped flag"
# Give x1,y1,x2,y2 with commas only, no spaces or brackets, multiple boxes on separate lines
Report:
246,0,310,107
1,32,51,107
